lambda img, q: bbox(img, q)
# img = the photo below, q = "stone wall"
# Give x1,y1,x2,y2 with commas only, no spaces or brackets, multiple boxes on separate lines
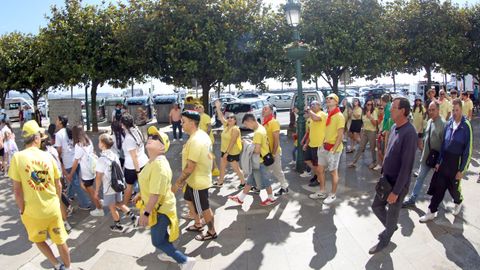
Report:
49,99,83,127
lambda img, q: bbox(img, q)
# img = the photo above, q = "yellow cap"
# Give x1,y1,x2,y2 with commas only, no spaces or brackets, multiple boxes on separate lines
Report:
147,126,170,153
327,93,339,103
22,120,45,138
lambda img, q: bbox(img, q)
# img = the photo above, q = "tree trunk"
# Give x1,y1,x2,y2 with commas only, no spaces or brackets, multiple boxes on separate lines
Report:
91,80,100,132
32,92,41,125
331,75,339,94
392,72,396,93
201,81,212,115
315,77,319,91
425,65,432,90
1,91,8,109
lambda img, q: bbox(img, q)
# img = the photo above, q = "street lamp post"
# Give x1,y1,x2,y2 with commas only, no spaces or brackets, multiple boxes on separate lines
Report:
285,0,308,172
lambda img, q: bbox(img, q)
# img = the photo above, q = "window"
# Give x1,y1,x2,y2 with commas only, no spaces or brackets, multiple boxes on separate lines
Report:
8,102,21,110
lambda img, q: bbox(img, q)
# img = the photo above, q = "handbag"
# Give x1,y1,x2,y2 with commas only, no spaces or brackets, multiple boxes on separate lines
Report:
262,152,275,166
425,121,439,168
375,176,392,201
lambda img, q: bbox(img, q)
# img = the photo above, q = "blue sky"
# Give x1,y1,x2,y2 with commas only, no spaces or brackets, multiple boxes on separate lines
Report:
1,0,476,35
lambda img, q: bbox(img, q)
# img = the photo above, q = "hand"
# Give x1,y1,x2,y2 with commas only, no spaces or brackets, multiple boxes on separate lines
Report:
455,171,463,180
139,213,149,227
171,182,181,193
302,144,307,151
214,99,221,109
65,174,72,183
435,164,440,172
133,194,141,204
387,192,398,204
222,153,228,161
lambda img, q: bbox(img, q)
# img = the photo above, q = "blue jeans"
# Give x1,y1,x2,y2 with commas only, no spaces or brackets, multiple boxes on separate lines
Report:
409,162,432,201
172,121,182,139
66,167,92,208
247,164,272,189
151,214,187,264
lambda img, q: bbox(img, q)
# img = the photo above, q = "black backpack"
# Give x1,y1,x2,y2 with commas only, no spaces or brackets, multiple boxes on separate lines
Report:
110,159,126,192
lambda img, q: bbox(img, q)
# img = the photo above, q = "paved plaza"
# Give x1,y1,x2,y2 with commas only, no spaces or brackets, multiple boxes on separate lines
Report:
1,117,480,270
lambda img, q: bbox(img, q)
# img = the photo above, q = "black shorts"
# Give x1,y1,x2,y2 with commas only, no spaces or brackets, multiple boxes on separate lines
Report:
221,152,240,162
304,146,319,166
82,179,94,187
0,148,4,157
349,119,363,133
183,185,210,214
124,166,144,185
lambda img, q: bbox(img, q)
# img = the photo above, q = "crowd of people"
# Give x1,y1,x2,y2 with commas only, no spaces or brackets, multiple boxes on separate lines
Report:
6,85,477,269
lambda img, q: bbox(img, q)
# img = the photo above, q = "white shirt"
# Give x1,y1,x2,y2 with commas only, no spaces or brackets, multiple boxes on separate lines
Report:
122,129,148,170
0,125,11,140
54,128,75,169
46,145,62,176
96,149,120,195
74,143,96,180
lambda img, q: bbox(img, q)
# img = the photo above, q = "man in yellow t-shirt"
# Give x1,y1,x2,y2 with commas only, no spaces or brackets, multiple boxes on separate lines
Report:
438,90,452,121
262,104,289,196
9,120,71,270
229,113,276,206
309,94,345,205
303,101,327,186
461,92,473,121
172,110,217,241
195,104,219,176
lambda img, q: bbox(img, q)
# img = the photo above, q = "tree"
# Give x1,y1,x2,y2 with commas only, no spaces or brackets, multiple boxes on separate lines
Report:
301,0,385,94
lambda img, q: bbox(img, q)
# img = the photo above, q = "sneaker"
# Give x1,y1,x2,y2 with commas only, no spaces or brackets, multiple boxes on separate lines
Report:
54,263,66,270
260,198,277,206
157,252,177,263
64,221,72,232
453,203,462,216
368,240,389,255
78,205,93,211
402,197,416,208
212,168,220,177
288,160,296,165
373,165,382,171
180,257,196,270
90,208,105,217
179,138,184,141
323,194,336,204
274,188,289,196
110,224,125,232
250,186,260,193
228,195,244,204
131,215,139,227
413,171,419,177
173,139,177,142
309,192,328,200
419,209,437,223
368,163,377,169
300,171,312,178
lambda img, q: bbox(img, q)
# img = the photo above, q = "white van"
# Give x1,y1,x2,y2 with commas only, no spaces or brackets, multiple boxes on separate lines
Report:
5,98,33,121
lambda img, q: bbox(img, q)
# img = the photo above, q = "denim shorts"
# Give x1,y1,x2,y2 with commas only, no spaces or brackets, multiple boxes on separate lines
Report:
103,193,123,206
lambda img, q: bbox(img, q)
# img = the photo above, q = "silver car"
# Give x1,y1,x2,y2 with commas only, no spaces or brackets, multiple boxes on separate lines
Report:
266,93,293,110
223,98,274,129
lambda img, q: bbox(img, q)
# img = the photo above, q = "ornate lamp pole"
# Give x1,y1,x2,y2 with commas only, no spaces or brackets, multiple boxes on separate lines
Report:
285,0,308,172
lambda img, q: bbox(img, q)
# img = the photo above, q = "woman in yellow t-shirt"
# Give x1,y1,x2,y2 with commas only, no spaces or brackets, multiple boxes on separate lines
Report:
341,99,352,144
348,100,378,169
412,97,426,135
347,98,363,153
212,100,245,188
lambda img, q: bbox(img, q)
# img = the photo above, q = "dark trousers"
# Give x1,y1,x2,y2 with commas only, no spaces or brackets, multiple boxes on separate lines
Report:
372,185,408,242
427,153,463,213
172,121,182,139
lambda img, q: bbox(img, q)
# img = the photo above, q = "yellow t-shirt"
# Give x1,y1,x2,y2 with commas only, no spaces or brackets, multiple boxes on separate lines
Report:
8,147,61,219
462,99,473,118
253,125,270,163
362,110,378,132
220,125,242,155
352,107,362,120
264,119,281,155
412,108,425,133
309,111,327,147
182,130,213,190
324,112,346,153
138,156,176,215
439,100,452,121
199,113,214,142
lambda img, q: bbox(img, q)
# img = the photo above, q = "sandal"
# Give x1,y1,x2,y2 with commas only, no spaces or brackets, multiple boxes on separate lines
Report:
195,231,218,241
186,224,204,232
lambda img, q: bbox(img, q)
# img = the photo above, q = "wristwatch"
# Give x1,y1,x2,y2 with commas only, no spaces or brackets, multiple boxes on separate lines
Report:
143,211,150,217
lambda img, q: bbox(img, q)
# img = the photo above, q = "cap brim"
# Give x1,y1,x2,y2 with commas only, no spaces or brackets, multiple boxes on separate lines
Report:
147,126,159,135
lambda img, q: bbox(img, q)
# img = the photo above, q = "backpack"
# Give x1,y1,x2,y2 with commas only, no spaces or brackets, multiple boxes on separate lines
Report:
82,146,98,177
114,108,122,122
110,158,126,192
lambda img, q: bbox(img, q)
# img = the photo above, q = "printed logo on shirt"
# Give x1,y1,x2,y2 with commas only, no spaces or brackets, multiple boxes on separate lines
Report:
26,160,52,191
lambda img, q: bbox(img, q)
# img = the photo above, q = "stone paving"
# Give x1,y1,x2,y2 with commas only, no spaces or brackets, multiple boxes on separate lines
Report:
1,117,480,270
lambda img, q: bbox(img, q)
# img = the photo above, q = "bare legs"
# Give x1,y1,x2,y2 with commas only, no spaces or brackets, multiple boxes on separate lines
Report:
35,242,70,269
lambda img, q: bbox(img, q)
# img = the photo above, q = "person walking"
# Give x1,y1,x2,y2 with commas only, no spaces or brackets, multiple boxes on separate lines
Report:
195,104,219,176
309,94,345,204
212,100,246,188
303,101,326,187
461,92,473,121
346,98,362,153
172,110,217,241
120,114,149,206
348,99,378,168
10,120,71,270
438,89,452,121
412,97,427,138
419,99,473,222
169,103,183,141
370,97,417,254
402,101,445,207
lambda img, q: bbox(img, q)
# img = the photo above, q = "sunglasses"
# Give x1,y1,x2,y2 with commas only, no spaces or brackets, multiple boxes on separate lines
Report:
326,97,335,100
227,116,236,120
148,135,164,144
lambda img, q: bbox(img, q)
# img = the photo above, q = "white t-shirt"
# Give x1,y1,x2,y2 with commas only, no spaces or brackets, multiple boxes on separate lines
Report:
96,149,120,195
46,145,62,176
74,143,96,180
0,125,11,139
54,128,75,169
122,129,148,170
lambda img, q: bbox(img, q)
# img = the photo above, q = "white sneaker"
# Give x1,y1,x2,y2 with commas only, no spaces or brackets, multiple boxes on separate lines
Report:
419,209,437,223
173,139,177,142
300,171,312,178
90,208,105,217
453,203,462,216
323,194,337,204
180,257,196,270
179,138,184,141
309,192,328,200
64,221,72,232
158,252,177,263
373,165,382,171
288,160,296,165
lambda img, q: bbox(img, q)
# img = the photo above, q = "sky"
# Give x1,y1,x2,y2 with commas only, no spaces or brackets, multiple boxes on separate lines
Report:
0,0,477,94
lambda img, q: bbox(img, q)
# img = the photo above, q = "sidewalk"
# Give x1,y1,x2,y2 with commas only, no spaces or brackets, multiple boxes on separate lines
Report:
1,118,480,270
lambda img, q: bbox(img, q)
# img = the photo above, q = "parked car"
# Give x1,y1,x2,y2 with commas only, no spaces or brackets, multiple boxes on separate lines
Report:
237,92,261,99
223,98,274,129
266,94,293,110
360,88,386,101
5,97,33,121
290,90,326,112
